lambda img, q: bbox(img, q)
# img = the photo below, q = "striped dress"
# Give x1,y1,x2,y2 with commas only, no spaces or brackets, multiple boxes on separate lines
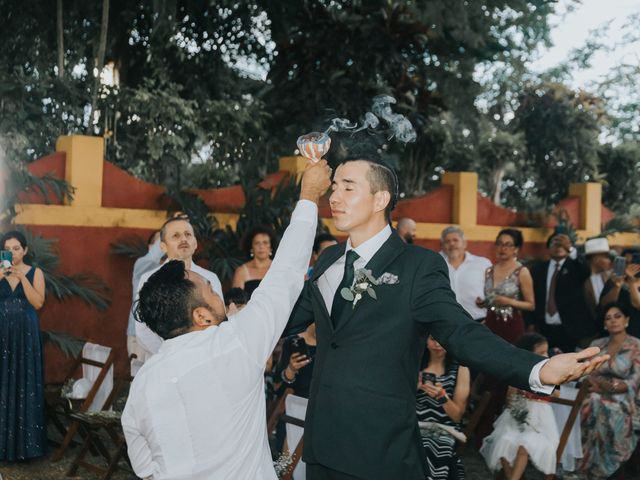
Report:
416,362,464,480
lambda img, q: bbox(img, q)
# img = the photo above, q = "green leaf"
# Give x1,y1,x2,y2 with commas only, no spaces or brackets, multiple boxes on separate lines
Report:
340,287,355,301
367,287,377,300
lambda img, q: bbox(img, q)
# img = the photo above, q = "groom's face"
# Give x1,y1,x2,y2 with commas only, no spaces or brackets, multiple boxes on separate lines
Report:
330,161,378,233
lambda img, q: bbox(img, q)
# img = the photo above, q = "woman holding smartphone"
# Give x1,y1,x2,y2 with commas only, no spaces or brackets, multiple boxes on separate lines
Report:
416,335,470,480
0,230,47,461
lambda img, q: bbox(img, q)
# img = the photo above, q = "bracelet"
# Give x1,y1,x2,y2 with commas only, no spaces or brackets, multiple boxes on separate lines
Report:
281,368,297,384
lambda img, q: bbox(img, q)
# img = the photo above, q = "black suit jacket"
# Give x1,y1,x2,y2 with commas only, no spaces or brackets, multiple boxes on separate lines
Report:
286,232,543,479
528,258,595,341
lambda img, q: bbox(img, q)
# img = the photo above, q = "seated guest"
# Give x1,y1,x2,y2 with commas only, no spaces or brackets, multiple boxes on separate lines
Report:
478,228,535,345
480,333,559,480
121,162,329,480
600,248,640,338
416,336,470,480
578,302,640,480
232,226,277,297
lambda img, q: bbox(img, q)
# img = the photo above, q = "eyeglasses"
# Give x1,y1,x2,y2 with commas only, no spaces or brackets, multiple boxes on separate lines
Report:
495,242,516,248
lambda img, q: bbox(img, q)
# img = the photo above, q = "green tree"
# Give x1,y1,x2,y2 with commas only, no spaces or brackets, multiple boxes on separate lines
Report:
512,83,606,208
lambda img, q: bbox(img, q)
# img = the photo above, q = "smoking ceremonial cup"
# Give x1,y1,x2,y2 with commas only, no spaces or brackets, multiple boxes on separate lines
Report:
296,132,331,163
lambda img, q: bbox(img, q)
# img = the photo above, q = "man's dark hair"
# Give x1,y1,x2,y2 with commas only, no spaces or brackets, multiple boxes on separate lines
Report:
546,232,573,249
515,332,548,353
135,260,206,339
497,228,524,248
224,287,250,307
622,247,640,257
147,231,158,245
241,226,278,256
159,216,192,242
313,233,338,254
343,158,399,222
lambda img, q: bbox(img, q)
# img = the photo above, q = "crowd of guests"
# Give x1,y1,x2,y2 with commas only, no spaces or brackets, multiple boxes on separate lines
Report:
2,207,640,480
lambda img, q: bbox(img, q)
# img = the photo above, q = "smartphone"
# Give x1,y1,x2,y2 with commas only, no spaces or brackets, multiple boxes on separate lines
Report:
0,250,12,273
421,372,436,385
614,256,626,277
290,336,312,360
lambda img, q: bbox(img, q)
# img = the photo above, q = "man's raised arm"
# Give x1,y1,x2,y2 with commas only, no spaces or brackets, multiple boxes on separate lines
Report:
229,160,331,366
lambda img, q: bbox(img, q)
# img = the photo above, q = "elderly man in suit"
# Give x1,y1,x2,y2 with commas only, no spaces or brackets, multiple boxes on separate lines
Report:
286,158,607,480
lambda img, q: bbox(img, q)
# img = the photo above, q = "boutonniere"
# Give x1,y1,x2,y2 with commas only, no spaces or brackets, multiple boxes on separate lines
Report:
340,268,380,308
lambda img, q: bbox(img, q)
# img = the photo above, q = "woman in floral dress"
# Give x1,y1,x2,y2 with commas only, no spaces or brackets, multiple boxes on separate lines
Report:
579,302,640,479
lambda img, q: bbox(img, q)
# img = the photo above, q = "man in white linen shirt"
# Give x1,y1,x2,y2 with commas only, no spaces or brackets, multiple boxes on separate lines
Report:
440,226,492,322
121,160,331,480
134,215,224,357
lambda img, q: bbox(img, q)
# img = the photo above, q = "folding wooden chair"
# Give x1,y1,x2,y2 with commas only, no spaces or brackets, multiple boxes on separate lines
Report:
65,374,134,479
543,381,590,480
279,393,307,480
46,343,115,461
457,390,492,453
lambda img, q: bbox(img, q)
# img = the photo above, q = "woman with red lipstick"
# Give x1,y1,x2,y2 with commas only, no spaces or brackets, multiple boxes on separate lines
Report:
232,226,277,297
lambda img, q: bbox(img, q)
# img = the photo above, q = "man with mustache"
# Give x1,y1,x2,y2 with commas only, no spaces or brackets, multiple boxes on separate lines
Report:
135,215,224,357
286,157,608,480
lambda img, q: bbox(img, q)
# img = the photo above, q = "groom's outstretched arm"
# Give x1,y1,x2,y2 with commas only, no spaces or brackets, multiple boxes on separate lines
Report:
412,250,542,391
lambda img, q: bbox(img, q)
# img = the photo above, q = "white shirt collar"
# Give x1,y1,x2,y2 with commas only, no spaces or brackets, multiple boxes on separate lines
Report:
345,225,393,263
551,257,567,270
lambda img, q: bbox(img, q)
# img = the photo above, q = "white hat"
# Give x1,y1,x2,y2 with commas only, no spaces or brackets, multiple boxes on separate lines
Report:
584,237,610,256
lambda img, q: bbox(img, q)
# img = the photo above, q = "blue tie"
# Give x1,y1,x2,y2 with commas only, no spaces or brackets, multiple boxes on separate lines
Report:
331,250,360,328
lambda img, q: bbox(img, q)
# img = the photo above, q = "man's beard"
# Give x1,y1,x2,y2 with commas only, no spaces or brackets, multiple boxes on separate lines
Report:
404,235,414,244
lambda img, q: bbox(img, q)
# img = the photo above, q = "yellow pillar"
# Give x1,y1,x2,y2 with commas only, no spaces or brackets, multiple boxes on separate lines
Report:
442,172,478,227
568,182,602,233
279,156,307,182
56,135,104,207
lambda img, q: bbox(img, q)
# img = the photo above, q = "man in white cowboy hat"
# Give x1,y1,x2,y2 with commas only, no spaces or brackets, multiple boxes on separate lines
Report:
583,237,613,320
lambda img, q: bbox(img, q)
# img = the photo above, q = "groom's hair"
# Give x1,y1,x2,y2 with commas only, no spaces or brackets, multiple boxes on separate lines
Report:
134,260,205,339
344,158,399,222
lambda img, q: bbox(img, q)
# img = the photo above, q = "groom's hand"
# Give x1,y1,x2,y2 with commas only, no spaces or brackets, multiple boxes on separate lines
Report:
539,347,610,385
300,160,332,204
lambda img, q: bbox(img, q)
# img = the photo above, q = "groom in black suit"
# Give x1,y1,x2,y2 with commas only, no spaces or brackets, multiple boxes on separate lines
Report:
286,158,606,479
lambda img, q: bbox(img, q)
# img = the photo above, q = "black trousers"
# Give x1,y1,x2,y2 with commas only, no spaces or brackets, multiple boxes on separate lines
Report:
306,463,364,480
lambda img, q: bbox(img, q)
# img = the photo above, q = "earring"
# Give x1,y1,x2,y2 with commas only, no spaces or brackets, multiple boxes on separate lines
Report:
269,250,273,258
250,250,254,258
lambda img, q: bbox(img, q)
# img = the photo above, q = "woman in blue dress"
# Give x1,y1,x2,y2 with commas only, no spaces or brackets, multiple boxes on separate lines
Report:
0,230,47,461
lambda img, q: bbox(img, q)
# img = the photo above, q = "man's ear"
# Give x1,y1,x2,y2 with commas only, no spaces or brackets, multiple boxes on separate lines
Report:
191,306,214,327
160,241,168,254
373,190,391,214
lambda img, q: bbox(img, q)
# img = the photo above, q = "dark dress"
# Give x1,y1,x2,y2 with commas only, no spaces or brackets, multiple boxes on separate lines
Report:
0,268,47,460
484,265,526,345
416,362,465,480
275,335,316,398
244,279,261,298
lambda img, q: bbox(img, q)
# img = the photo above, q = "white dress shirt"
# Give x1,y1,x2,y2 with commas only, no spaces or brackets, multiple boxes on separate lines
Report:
135,261,224,355
545,258,567,326
121,200,317,480
128,239,163,336
441,252,492,321
319,225,553,394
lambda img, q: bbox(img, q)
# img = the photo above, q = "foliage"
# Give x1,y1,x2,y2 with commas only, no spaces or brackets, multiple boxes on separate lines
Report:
512,83,606,208
598,143,640,215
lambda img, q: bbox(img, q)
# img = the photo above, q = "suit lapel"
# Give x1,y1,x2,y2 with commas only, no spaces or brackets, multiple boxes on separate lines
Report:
310,243,346,331
334,232,407,334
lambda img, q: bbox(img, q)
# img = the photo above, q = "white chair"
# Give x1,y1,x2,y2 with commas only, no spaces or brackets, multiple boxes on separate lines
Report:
284,394,308,480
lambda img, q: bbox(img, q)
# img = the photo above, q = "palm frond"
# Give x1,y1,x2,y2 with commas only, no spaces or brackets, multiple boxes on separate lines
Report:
41,330,85,358
110,235,148,258
16,227,111,310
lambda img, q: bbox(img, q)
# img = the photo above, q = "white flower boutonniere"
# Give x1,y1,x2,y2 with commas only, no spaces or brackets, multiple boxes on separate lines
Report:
340,268,379,309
